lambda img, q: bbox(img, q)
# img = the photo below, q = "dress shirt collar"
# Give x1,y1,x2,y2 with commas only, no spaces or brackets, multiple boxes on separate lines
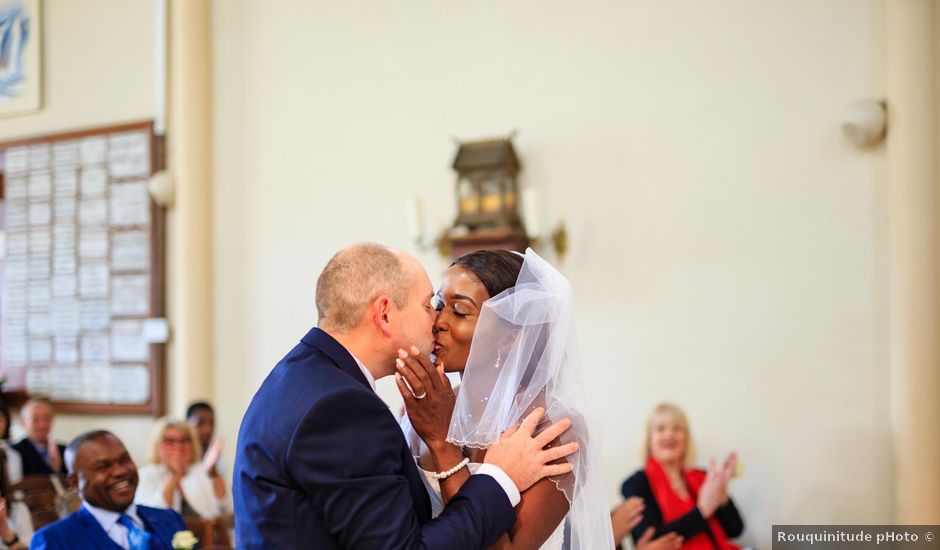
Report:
83,501,143,533
352,354,376,392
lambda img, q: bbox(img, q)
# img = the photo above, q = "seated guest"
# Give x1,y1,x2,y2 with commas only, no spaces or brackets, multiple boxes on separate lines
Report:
185,402,225,480
621,403,744,550
135,418,224,520
29,430,186,550
185,402,216,463
0,401,32,549
0,496,28,549
0,401,23,486
12,399,66,476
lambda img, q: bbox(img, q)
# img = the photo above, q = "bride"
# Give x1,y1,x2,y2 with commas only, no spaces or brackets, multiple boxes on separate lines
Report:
396,248,613,550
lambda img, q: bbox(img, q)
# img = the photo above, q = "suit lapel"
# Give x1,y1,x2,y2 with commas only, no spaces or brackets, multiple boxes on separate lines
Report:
17,440,52,474
138,507,173,550
300,327,372,390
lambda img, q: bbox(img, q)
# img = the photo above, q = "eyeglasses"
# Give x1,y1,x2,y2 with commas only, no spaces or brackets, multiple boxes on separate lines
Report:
161,437,192,446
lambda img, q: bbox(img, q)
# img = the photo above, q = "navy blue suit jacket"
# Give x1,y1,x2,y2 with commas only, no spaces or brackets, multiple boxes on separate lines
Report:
234,327,516,549
13,439,68,476
30,505,186,550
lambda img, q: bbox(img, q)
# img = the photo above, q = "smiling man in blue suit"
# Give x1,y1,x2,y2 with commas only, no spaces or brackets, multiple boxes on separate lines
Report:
30,430,187,550
234,243,577,549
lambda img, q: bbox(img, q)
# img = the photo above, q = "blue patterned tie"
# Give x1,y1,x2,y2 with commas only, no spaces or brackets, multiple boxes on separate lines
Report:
117,514,152,550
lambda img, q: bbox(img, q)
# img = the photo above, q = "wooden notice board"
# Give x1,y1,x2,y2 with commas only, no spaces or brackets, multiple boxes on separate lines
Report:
0,121,165,415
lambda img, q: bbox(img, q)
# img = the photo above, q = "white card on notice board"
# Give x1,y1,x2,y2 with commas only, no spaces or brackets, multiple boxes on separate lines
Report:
28,338,52,362
53,299,81,335
53,169,78,196
111,274,148,316
112,230,149,271
51,274,77,298
110,181,150,227
53,141,79,167
81,334,110,362
79,229,108,260
81,167,108,196
5,201,26,228
79,263,109,298
53,252,77,275
28,229,51,255
28,313,51,336
52,223,76,250
49,366,82,400
6,176,26,199
111,320,148,362
29,144,51,171
81,300,110,331
26,367,51,395
81,365,112,402
28,171,51,199
53,197,77,223
5,147,28,174
2,337,27,365
142,318,169,344
5,230,26,256
110,366,150,404
27,282,51,310
53,337,79,365
108,132,150,178
28,202,51,226
79,198,108,226
80,136,107,166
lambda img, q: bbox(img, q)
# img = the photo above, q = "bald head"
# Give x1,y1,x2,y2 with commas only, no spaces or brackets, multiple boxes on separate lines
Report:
316,243,416,332
22,397,55,444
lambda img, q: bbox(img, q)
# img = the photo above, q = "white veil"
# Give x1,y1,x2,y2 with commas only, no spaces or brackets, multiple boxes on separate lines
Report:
446,248,614,550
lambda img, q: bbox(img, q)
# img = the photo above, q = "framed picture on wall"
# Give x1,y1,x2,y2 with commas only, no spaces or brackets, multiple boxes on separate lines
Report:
0,0,42,117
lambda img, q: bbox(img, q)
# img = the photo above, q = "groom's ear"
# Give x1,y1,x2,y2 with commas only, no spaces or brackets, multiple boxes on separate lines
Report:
372,295,394,336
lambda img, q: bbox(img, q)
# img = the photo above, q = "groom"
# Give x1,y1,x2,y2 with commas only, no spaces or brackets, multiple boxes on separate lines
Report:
234,243,577,549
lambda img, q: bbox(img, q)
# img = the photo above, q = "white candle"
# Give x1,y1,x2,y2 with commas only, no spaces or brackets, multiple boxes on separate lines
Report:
522,188,542,238
405,197,424,243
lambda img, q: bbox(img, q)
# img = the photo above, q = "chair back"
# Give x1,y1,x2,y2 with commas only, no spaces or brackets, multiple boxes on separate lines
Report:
10,474,67,530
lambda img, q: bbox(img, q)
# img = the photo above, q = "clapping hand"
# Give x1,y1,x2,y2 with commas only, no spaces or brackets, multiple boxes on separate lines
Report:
697,451,737,518
395,346,456,447
611,496,644,541
47,439,62,472
202,438,224,474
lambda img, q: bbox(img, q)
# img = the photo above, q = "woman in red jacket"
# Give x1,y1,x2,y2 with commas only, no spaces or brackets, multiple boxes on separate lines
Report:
621,403,744,550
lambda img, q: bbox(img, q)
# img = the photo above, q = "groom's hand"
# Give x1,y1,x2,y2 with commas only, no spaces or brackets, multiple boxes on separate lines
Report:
484,407,578,493
396,346,456,446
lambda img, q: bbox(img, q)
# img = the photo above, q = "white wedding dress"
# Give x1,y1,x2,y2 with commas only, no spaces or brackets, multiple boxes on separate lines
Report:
412,454,565,549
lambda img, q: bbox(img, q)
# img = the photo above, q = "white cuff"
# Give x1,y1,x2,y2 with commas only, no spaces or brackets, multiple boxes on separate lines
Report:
475,464,521,507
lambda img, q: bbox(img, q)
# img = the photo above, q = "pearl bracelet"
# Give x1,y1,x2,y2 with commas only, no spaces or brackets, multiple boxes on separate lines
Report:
430,457,470,480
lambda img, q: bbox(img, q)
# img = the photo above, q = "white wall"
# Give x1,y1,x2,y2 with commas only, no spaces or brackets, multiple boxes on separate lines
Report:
0,0,157,464
212,1,890,545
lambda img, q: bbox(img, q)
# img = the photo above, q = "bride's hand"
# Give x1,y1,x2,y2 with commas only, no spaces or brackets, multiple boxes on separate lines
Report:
395,346,456,447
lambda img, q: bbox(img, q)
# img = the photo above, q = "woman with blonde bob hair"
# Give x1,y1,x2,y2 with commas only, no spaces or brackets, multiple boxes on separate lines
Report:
620,403,744,550
135,417,226,519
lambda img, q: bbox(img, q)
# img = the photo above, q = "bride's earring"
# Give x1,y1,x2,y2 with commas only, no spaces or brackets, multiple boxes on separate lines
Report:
495,350,501,369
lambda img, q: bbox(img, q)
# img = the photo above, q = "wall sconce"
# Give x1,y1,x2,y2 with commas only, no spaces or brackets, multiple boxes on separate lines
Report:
148,170,174,207
841,99,887,147
408,133,567,261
